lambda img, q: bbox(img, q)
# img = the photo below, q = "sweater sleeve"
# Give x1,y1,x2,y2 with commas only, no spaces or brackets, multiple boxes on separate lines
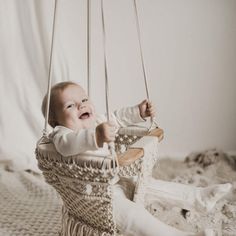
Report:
111,105,145,128
49,126,99,157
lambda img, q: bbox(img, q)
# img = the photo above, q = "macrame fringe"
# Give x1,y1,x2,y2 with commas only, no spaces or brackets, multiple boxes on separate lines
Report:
61,208,113,236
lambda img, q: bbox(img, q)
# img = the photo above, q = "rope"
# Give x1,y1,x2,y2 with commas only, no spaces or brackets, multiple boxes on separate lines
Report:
133,0,159,129
87,0,91,97
133,0,150,101
100,0,119,176
43,0,58,136
100,0,110,121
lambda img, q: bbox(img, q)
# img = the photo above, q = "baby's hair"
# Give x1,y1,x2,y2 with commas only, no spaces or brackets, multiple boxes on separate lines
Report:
41,81,78,127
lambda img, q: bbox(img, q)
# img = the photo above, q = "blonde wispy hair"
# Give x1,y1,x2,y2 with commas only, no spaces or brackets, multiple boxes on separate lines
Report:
41,81,78,127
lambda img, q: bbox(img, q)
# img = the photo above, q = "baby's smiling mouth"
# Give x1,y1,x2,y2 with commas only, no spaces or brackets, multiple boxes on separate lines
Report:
79,112,91,120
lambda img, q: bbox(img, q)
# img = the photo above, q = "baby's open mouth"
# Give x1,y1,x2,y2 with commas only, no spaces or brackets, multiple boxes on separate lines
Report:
79,112,91,120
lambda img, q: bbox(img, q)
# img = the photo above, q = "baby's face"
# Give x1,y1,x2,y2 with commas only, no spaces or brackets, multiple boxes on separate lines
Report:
54,84,96,131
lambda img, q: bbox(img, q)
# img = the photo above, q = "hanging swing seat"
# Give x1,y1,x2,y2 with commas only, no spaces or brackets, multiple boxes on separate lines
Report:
36,0,164,234
36,127,163,235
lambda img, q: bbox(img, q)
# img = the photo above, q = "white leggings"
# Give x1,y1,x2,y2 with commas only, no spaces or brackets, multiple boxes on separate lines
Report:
113,181,191,236
113,178,228,236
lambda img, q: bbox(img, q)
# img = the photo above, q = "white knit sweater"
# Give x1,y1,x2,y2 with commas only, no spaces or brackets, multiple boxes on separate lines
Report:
49,105,145,157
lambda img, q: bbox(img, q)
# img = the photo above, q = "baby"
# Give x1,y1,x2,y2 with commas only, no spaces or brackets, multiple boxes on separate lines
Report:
42,81,155,156
42,81,231,236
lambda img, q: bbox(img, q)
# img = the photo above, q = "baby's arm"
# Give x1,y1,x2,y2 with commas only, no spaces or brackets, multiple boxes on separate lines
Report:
50,126,99,156
50,123,116,156
112,100,156,127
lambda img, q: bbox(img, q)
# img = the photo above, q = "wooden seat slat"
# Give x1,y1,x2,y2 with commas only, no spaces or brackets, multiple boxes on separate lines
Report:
118,128,164,166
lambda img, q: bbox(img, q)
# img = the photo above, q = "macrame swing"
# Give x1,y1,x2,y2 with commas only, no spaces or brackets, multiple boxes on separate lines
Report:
36,0,164,235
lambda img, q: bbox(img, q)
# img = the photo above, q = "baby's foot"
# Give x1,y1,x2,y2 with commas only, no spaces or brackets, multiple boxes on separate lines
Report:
196,183,232,212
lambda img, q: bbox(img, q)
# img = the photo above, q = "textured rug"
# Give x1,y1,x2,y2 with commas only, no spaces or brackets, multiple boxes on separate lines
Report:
149,149,236,236
0,149,235,236
0,167,62,236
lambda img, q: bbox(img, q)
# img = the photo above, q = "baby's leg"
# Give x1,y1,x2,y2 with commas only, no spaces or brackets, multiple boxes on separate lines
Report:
145,178,231,212
113,184,214,236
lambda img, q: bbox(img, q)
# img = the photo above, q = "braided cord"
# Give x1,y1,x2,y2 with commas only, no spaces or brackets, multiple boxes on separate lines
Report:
100,0,110,121
87,0,91,97
133,0,159,129
100,0,120,176
43,0,58,136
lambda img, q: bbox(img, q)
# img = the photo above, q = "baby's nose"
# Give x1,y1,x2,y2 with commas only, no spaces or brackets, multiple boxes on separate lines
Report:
79,104,86,110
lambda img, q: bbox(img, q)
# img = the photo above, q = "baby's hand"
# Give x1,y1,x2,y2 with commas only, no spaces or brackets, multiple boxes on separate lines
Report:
138,99,156,119
95,121,117,147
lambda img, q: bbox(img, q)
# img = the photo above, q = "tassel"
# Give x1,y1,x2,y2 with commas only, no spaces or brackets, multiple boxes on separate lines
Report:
60,208,113,236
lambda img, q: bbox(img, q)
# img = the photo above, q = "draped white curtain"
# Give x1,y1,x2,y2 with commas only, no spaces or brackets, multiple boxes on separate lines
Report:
0,0,235,171
0,0,87,170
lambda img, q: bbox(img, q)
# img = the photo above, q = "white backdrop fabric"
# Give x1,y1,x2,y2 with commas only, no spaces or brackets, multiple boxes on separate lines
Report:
0,0,87,171
0,0,236,171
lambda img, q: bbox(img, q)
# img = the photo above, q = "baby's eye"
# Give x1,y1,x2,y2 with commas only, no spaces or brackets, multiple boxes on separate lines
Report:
66,103,75,109
82,98,88,103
